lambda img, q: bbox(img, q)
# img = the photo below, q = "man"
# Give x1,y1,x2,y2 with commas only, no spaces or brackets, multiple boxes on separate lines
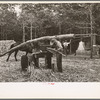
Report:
63,40,71,55
50,38,63,52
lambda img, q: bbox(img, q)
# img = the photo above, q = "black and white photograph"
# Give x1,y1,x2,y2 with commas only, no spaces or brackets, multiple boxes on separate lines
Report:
0,1,100,99
0,2,100,83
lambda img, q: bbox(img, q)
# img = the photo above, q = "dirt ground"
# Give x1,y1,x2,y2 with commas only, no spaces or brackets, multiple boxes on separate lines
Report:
0,51,100,82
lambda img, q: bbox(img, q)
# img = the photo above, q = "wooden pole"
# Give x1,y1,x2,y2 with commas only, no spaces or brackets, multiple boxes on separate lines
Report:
56,54,62,72
45,53,52,69
33,55,39,68
0,34,74,57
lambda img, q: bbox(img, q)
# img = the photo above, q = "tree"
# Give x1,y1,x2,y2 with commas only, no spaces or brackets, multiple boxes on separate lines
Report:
0,4,19,40
0,3,99,43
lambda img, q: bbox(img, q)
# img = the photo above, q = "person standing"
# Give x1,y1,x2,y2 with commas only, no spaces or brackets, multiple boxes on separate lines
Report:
63,40,71,55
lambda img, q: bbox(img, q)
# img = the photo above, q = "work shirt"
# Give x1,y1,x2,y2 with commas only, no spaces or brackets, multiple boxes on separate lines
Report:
63,42,70,47
50,40,63,50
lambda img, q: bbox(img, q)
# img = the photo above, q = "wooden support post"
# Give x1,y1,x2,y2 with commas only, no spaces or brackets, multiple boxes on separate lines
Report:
35,57,39,68
33,55,39,68
56,54,62,72
45,53,52,69
21,55,28,71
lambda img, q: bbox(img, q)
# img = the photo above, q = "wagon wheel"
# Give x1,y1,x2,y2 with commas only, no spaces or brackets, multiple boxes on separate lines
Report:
21,55,28,71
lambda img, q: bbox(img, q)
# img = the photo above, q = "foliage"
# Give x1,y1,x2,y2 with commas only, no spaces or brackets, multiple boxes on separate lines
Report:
0,3,100,41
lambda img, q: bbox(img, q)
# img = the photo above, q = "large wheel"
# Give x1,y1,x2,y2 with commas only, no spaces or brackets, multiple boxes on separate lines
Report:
21,55,28,71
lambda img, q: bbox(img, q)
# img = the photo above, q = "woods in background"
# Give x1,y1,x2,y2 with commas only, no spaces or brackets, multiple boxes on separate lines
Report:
0,3,100,42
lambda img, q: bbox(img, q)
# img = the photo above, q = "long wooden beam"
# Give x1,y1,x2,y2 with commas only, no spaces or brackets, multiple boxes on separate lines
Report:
0,34,74,57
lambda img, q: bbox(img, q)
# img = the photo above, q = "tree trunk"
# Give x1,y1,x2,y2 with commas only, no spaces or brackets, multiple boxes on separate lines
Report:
30,21,33,40
90,4,93,59
86,23,88,34
23,22,25,42
35,27,36,38
70,39,72,54
59,22,61,35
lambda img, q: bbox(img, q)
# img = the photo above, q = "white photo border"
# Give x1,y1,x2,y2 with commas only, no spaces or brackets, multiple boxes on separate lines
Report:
0,1,100,99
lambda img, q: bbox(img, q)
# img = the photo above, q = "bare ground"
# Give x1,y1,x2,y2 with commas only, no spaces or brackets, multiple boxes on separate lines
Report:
0,52,100,82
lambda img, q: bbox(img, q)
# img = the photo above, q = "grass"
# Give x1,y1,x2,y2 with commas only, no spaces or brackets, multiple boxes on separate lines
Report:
0,51,100,82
